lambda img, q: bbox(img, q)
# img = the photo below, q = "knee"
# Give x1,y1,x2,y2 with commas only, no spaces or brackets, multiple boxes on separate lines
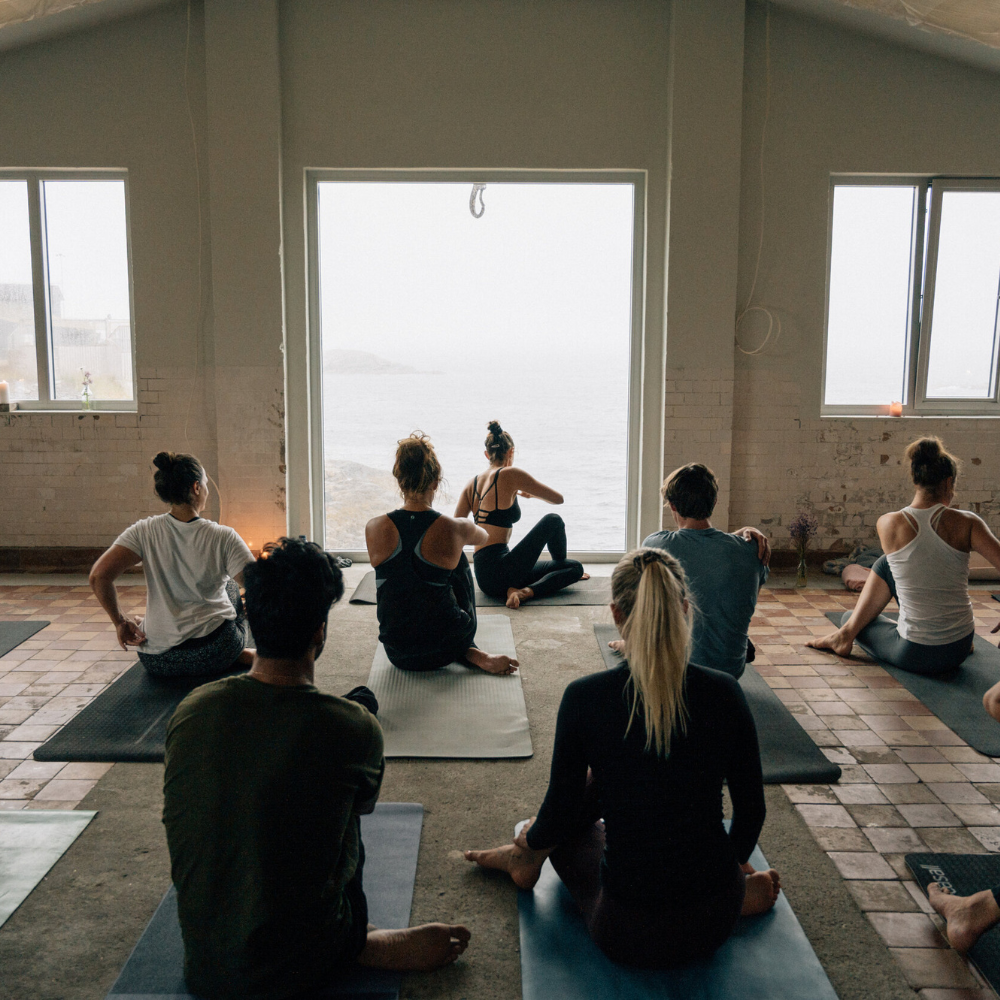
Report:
540,513,565,530
984,684,1000,723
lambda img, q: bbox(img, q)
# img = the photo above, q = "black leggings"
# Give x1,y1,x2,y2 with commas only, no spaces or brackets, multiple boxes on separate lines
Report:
474,513,585,600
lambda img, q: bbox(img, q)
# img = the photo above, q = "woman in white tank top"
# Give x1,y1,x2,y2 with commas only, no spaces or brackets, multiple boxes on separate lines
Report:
809,438,1000,676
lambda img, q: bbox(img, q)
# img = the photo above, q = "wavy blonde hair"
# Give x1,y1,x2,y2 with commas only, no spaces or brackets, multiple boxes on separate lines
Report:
611,547,693,757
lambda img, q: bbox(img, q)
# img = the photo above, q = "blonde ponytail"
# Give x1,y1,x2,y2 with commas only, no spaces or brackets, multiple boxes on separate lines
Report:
611,548,692,756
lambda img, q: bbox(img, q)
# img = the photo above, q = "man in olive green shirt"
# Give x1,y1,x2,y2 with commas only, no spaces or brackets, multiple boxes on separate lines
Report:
163,538,470,1000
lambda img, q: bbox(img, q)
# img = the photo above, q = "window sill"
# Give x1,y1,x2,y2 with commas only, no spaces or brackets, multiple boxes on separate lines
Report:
2,408,138,416
821,411,1000,420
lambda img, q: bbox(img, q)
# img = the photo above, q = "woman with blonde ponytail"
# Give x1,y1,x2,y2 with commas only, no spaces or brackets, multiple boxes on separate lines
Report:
466,547,778,968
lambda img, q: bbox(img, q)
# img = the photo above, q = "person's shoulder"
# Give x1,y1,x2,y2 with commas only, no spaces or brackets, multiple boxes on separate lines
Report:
366,513,394,533
686,661,742,697
171,674,245,725
124,513,168,534
641,529,676,550
564,664,628,703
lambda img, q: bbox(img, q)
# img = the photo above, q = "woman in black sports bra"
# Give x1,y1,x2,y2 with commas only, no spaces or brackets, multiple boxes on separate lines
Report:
366,432,519,674
455,421,587,609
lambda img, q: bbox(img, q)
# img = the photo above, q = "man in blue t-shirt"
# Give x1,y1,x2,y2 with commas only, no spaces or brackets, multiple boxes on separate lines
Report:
640,464,770,678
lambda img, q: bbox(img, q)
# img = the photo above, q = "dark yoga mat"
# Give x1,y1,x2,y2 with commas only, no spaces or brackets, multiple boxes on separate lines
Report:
350,570,610,607
825,611,1000,756
107,802,423,1000
34,662,247,764
519,833,838,1000
594,625,841,785
0,620,49,657
907,853,1000,995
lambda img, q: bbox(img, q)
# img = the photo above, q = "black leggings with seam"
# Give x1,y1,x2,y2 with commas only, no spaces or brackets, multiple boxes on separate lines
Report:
473,512,584,600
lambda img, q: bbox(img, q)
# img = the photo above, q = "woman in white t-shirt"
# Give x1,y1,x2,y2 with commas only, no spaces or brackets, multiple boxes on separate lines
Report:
90,452,255,677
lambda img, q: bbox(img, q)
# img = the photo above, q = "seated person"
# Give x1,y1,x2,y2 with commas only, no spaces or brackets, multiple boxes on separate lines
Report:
619,463,769,679
90,451,254,677
809,437,1000,676
465,548,779,968
163,538,471,1000
366,431,518,674
455,420,587,609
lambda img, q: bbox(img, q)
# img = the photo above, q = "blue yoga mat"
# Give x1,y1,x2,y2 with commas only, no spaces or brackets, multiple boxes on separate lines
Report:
519,836,837,1000
106,803,423,1000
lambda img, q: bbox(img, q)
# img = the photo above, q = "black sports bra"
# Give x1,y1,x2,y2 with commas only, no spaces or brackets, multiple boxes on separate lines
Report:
473,469,521,528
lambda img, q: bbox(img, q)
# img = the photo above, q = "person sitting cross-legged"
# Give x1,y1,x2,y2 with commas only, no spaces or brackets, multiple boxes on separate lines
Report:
163,537,470,1000
608,463,770,679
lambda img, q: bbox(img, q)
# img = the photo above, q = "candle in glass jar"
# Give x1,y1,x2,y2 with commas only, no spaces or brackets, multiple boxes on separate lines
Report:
889,401,902,417
0,381,9,406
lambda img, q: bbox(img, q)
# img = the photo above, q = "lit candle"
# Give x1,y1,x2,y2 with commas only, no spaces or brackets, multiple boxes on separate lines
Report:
0,381,8,406
889,401,902,417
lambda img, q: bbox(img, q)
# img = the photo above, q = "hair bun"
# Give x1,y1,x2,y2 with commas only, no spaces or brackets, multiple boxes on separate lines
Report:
152,451,173,471
487,420,503,437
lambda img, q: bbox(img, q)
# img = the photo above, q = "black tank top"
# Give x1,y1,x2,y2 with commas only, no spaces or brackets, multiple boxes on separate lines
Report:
374,509,467,650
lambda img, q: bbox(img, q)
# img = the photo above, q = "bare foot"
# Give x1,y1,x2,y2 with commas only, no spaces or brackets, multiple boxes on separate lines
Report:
928,883,1000,953
237,649,255,668
581,573,591,581
806,629,855,657
741,867,781,915
358,923,471,971
607,639,625,654
466,648,519,675
506,587,534,609
464,841,549,890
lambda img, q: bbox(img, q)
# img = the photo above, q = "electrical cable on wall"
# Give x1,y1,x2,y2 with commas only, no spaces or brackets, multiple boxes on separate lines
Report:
735,1,780,357
470,183,486,218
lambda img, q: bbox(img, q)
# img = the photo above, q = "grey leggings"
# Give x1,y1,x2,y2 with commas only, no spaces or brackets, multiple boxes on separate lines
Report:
138,580,248,678
843,556,973,677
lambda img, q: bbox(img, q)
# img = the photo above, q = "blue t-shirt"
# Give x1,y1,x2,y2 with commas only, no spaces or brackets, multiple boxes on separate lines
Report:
642,528,768,678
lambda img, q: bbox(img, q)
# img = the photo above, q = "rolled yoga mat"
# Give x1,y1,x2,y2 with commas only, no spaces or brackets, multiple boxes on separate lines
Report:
0,810,97,929
0,620,49,657
594,625,841,785
368,614,532,758
350,570,610,607
33,662,248,764
906,852,1000,996
519,833,838,1000
825,610,1000,756
106,802,423,1000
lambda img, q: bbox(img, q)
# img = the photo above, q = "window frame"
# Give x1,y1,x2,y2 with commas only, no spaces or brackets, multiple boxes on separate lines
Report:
821,174,1000,418
1,168,137,412
304,167,648,561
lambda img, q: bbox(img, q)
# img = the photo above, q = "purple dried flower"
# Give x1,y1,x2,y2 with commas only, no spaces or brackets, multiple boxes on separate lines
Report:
789,512,818,542
81,369,93,388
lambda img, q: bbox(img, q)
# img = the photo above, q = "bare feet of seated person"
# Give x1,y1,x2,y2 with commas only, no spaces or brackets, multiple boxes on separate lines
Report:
358,923,472,971
505,573,591,609
806,628,855,658
464,817,550,891
741,863,781,916
929,882,1000,953
465,647,519,675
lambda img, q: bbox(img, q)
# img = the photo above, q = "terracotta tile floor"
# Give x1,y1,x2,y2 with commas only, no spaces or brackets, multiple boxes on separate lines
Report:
3,580,1000,996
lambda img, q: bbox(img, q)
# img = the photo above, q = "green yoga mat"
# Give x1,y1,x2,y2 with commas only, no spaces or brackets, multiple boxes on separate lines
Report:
825,611,1000,756
907,852,1000,996
0,620,49,657
0,810,97,929
594,625,841,785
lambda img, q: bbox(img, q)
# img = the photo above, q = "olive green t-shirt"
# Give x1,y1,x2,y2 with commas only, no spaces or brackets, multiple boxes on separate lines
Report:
163,675,385,1000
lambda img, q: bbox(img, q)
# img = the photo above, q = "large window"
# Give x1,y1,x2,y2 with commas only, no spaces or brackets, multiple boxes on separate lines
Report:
823,178,1000,415
307,172,644,556
0,172,135,410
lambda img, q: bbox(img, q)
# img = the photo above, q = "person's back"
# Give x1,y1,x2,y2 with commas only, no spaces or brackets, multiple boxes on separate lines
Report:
164,676,382,1000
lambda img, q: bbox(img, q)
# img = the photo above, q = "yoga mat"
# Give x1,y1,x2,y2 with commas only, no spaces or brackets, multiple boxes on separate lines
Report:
519,835,838,1000
0,620,49,657
0,810,97,929
350,570,610,607
907,853,1000,995
368,615,532,758
34,662,247,764
107,802,423,1000
594,625,841,785
825,611,1000,756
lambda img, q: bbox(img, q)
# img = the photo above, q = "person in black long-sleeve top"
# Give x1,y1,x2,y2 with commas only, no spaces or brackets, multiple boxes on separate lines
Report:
466,547,780,968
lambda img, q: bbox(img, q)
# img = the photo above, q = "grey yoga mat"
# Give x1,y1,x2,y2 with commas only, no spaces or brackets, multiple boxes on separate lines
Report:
350,570,610,607
34,662,248,764
0,810,97,929
593,625,841,785
907,853,1000,996
106,802,423,1000
368,614,532,758
519,836,838,1000
0,620,49,657
825,610,1000,756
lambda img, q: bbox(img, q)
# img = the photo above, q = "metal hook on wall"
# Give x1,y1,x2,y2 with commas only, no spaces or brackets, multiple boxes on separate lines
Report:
469,183,486,219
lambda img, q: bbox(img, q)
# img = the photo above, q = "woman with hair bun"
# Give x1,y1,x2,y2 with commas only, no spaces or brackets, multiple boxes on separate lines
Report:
465,548,777,967
89,452,255,677
455,420,586,609
809,437,1000,675
366,432,519,674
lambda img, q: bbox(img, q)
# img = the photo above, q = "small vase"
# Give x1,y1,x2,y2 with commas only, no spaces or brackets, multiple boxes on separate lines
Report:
81,389,91,411
795,546,808,588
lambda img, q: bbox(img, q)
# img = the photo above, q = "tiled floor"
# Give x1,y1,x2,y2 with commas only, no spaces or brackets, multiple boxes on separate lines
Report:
3,577,1000,997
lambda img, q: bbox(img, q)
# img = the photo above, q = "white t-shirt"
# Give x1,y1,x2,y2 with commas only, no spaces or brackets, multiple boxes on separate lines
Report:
114,514,254,655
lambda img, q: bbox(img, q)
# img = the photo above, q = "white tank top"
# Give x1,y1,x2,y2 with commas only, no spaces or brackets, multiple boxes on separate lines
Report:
886,504,973,645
